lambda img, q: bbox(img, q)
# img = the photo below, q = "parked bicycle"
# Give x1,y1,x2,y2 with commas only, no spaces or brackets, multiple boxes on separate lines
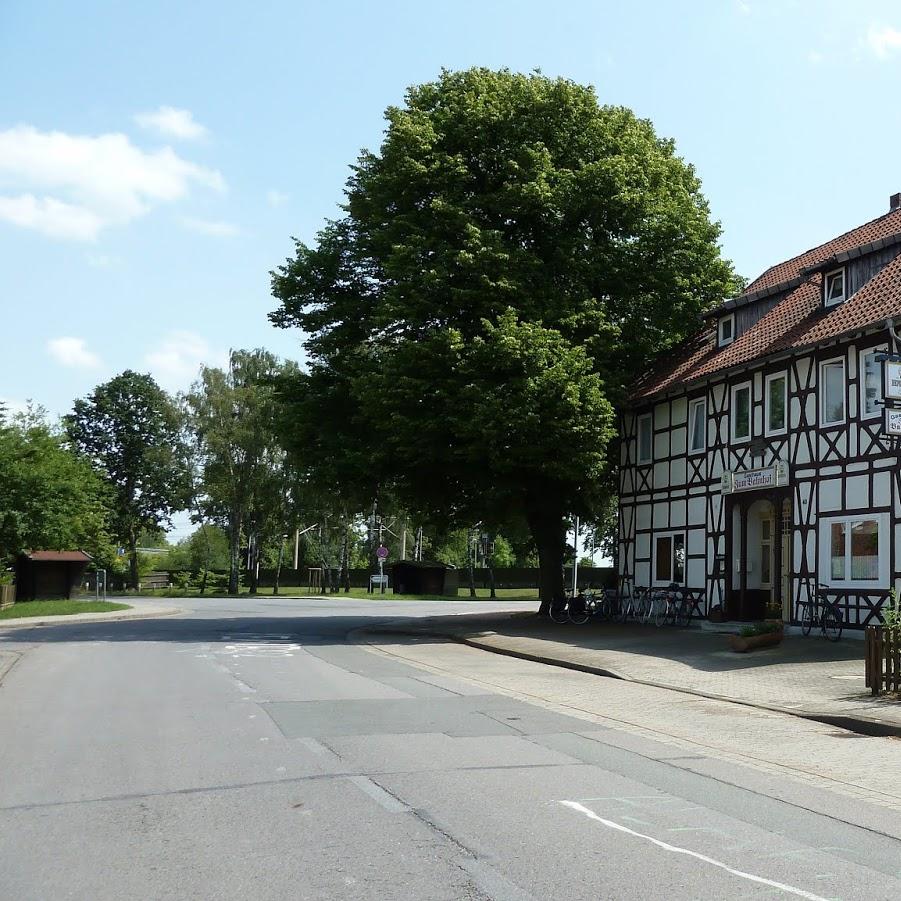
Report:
653,584,692,627
800,585,843,641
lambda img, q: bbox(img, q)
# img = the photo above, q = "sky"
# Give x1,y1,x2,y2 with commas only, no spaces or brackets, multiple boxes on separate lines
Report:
3,0,901,544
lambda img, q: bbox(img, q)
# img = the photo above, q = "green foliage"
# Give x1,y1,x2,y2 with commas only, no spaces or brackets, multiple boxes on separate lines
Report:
162,525,230,573
184,349,301,593
66,371,190,586
0,412,112,564
883,588,901,637
271,68,736,603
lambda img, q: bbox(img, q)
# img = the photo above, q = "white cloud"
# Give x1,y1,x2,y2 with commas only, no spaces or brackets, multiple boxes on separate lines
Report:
0,194,103,240
134,106,208,141
0,125,224,241
736,1,751,15
866,25,901,59
145,331,227,391
266,189,289,207
181,216,240,237
47,336,101,369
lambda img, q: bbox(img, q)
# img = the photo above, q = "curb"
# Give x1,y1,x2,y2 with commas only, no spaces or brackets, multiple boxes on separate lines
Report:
0,606,183,631
361,625,901,740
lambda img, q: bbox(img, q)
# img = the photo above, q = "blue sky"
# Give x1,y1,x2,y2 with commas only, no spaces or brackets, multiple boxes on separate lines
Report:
3,0,901,428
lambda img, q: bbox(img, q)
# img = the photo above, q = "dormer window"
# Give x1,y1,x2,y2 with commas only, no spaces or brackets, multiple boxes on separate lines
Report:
824,268,846,307
718,313,735,347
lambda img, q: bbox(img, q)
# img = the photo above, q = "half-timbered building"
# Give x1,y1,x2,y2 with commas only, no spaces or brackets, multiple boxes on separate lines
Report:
618,195,901,629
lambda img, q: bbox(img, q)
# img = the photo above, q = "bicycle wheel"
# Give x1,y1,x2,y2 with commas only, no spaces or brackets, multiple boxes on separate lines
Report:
654,598,666,627
800,601,813,636
569,597,589,625
549,599,569,624
676,600,691,628
823,606,842,642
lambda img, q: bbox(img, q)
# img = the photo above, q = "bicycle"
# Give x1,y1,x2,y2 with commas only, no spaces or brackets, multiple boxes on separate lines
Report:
800,585,843,641
653,584,692,627
549,591,590,625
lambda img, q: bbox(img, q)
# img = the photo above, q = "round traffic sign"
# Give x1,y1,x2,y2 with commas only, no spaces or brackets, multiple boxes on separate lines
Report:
376,545,389,559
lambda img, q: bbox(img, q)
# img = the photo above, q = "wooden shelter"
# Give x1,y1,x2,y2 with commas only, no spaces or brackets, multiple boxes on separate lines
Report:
15,551,92,601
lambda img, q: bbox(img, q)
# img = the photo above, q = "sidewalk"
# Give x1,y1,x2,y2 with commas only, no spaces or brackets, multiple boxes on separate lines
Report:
0,599,181,631
371,610,901,737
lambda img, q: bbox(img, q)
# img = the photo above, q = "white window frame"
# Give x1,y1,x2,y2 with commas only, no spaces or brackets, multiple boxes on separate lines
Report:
824,267,846,308
818,512,889,589
687,397,706,454
730,381,752,444
860,347,886,420
637,413,653,465
652,530,686,586
718,313,735,347
820,357,846,426
764,371,788,436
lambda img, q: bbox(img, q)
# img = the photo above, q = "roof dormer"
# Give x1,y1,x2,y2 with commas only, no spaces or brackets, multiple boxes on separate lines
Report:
717,312,735,347
824,266,846,308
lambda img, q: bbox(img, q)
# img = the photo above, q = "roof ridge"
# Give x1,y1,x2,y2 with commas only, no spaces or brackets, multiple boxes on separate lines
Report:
745,206,900,296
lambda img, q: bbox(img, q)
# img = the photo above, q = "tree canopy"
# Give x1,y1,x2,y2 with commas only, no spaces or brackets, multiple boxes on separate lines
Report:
271,68,737,608
66,371,189,588
0,410,111,565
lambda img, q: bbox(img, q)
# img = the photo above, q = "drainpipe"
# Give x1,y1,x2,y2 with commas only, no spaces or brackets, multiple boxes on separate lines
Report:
886,317,901,354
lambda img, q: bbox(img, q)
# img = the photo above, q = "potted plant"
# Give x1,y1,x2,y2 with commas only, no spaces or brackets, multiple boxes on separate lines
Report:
729,620,784,653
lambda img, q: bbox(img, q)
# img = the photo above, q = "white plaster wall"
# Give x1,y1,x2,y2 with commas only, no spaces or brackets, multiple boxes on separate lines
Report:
819,479,842,512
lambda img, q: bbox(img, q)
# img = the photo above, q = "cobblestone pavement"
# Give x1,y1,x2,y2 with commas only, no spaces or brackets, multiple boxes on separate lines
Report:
372,610,901,733
359,631,901,822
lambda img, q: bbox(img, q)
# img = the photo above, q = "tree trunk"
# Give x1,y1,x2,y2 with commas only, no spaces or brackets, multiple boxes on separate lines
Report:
467,530,477,598
199,521,211,595
487,557,496,600
228,511,241,595
128,528,139,591
526,501,567,616
248,531,259,596
340,523,350,593
273,537,284,596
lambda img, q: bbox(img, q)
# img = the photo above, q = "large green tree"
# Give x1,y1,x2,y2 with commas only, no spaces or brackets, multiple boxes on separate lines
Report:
0,409,111,565
271,68,736,610
66,371,190,589
185,349,300,594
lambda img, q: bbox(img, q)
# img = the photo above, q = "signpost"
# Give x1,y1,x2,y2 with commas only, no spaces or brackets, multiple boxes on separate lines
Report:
878,352,901,439
374,545,388,595
885,407,901,436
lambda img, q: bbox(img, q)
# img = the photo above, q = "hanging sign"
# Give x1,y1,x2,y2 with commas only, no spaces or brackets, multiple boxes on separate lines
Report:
885,361,901,400
885,407,901,435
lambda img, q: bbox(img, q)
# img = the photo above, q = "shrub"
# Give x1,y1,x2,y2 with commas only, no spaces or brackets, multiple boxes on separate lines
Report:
739,621,783,638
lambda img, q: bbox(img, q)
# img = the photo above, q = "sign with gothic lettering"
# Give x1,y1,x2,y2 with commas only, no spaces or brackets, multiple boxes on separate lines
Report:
885,407,901,435
721,461,788,494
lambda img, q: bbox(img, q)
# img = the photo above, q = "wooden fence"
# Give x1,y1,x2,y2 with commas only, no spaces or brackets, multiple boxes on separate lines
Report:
865,625,901,695
0,584,15,608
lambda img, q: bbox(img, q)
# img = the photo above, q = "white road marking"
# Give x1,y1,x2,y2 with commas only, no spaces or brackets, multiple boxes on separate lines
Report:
559,801,832,901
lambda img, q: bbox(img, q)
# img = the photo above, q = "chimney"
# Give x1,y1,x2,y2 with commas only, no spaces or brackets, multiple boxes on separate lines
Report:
891,193,901,212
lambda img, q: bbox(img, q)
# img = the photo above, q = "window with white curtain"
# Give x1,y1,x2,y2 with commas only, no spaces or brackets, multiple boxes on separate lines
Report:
688,398,706,453
820,359,845,425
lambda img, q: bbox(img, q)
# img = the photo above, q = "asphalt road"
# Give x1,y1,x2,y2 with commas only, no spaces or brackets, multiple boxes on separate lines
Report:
1,596,899,900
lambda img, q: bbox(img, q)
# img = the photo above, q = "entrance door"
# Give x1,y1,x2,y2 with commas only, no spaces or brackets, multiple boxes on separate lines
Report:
781,501,791,621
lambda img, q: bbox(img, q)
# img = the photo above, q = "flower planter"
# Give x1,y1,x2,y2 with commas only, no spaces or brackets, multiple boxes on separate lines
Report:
729,630,783,653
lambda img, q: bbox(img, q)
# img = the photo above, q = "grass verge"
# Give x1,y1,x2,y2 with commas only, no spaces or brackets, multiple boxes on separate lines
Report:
0,600,131,620
133,586,539,602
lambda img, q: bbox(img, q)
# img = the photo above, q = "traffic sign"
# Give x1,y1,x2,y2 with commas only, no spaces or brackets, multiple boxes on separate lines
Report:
376,545,389,559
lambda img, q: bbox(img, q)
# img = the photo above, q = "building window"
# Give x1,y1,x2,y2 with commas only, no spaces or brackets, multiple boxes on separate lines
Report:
637,413,653,464
820,359,845,426
718,314,735,347
731,382,751,442
824,268,846,307
820,514,887,587
765,372,787,435
654,532,685,584
861,349,885,419
688,398,706,453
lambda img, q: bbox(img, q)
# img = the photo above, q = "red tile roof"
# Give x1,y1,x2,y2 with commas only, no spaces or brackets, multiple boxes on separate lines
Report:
633,211,901,400
23,550,92,562
743,206,901,296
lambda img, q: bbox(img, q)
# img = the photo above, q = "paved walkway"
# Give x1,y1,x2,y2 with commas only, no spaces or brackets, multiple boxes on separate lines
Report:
376,611,901,736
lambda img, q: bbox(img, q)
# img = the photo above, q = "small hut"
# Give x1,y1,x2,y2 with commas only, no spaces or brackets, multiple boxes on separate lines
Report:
15,551,92,601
